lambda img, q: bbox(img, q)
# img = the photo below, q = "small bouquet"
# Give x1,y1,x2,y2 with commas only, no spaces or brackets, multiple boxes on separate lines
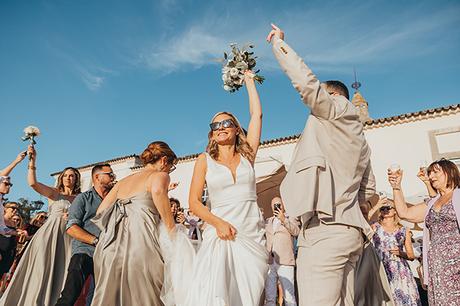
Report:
21,125,40,145
221,43,264,92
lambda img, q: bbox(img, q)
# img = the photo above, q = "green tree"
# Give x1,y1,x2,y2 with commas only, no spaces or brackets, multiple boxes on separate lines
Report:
16,198,45,224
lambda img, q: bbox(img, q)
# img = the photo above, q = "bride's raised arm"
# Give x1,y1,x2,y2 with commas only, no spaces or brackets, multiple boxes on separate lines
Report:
244,70,262,159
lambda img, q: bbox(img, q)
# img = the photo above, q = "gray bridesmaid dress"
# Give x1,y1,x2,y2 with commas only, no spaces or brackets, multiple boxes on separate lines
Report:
91,191,164,306
0,196,72,306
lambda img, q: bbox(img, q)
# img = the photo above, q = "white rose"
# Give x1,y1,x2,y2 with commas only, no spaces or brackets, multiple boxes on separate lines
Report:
229,68,239,77
235,61,248,71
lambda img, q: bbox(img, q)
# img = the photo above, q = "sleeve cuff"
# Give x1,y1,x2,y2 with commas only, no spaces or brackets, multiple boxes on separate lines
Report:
66,219,82,231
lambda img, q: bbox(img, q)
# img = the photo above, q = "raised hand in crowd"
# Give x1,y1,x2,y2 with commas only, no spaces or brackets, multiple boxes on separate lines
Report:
0,151,27,177
168,182,179,191
417,167,437,197
273,203,286,223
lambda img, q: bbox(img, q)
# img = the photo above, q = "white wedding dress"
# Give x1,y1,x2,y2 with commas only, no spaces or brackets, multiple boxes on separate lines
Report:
160,152,268,306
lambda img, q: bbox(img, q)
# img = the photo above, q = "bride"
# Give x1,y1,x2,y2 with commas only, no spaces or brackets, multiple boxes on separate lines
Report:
162,70,268,306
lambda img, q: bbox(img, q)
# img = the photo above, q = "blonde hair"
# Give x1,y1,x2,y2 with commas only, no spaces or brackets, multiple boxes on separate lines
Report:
378,203,403,228
206,112,255,162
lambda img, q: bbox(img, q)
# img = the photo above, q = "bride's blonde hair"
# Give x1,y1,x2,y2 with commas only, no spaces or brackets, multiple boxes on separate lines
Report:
206,112,255,162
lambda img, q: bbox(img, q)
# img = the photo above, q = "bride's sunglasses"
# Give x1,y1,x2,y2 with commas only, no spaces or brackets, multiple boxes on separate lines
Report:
209,119,236,131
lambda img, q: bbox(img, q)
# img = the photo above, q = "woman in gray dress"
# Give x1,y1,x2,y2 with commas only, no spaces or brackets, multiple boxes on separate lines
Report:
0,145,81,306
91,141,177,306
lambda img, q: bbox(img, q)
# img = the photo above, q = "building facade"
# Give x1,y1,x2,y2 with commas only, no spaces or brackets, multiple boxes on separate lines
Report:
52,102,460,211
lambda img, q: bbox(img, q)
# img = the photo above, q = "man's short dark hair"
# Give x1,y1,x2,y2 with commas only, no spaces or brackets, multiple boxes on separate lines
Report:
91,163,111,178
324,80,349,100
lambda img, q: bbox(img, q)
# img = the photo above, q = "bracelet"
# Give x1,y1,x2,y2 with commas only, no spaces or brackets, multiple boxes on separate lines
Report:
28,166,36,170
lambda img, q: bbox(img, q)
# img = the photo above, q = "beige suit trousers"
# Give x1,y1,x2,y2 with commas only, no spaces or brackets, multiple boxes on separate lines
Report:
297,219,363,306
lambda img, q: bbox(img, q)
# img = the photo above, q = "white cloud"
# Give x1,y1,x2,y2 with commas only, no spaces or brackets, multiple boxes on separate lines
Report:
139,2,460,75
140,26,227,72
47,44,116,91
77,67,105,91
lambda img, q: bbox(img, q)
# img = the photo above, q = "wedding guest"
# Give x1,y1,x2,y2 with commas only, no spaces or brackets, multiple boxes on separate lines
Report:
185,209,202,240
91,142,177,306
170,197,186,225
55,163,114,306
30,212,48,229
371,202,421,306
0,202,22,277
0,145,81,306
0,151,27,235
264,197,300,306
354,195,394,306
10,215,21,230
388,158,460,305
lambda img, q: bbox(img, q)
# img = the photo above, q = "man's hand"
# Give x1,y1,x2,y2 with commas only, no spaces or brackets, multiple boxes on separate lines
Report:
168,182,179,191
266,23,284,43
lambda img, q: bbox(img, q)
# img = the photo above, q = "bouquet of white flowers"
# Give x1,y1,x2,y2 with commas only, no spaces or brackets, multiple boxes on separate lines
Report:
21,125,40,145
221,43,264,92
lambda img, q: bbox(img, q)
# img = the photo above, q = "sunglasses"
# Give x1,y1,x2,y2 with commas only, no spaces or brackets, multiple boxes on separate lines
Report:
1,182,13,187
97,172,116,179
380,206,394,212
169,165,176,174
210,119,236,131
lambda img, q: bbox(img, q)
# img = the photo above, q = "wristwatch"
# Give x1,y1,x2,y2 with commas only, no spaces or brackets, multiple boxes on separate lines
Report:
92,237,99,246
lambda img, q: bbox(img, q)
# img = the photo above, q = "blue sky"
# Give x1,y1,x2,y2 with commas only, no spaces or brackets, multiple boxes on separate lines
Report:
1,0,460,202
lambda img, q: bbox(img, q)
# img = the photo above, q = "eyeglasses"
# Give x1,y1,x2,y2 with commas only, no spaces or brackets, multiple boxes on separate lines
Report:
379,206,394,212
37,215,48,220
97,172,116,179
210,119,236,131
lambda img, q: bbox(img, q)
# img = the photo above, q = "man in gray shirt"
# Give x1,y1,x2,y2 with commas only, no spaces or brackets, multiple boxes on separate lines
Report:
55,164,115,306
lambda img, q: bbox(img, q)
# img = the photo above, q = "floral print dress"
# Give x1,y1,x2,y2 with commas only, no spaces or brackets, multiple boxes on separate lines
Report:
425,201,460,306
372,223,421,306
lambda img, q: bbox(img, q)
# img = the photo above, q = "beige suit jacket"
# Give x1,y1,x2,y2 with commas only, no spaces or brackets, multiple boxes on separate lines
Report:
265,216,300,266
272,37,376,239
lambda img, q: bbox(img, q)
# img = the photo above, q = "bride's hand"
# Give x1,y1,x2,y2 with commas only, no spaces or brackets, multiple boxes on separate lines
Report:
244,70,255,84
215,219,237,240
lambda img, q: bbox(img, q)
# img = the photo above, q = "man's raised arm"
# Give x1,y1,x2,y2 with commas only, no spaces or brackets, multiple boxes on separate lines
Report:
267,24,338,120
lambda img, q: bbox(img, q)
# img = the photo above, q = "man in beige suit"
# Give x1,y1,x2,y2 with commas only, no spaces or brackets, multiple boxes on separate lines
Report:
265,196,300,306
267,24,377,305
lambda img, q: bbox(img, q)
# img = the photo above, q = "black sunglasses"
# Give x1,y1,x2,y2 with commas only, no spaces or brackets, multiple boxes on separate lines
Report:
1,182,13,187
380,206,394,212
210,119,236,131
